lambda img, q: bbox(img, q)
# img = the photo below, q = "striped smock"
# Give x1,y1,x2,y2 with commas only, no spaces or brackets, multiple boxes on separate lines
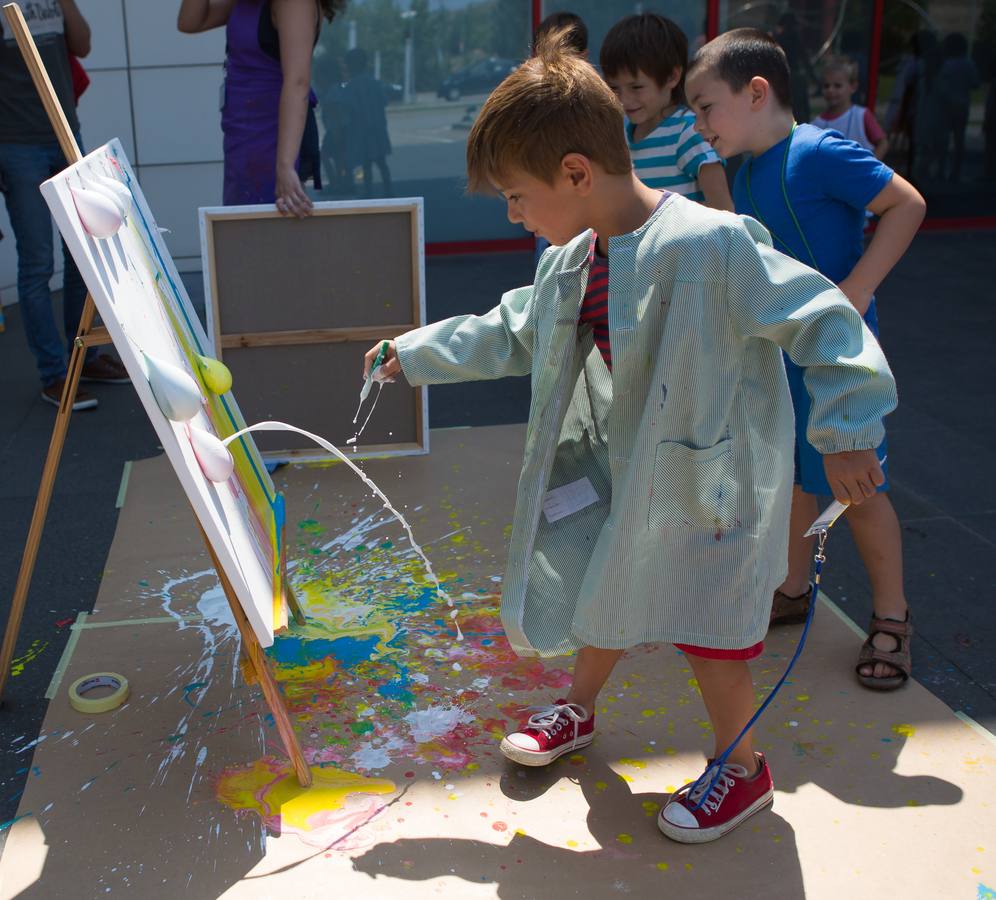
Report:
396,196,896,658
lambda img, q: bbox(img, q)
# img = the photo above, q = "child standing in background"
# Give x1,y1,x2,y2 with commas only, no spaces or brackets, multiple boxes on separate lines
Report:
601,13,733,211
812,55,889,160
687,29,925,690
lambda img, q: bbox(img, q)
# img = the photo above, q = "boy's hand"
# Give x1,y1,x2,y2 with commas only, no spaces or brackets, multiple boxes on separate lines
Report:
363,340,400,380
823,449,885,505
836,276,873,316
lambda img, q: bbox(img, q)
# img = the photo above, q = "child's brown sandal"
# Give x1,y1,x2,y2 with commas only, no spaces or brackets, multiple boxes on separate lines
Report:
769,584,813,626
856,613,912,691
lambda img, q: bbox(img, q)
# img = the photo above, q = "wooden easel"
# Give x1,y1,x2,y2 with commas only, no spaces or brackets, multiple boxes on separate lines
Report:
0,2,312,787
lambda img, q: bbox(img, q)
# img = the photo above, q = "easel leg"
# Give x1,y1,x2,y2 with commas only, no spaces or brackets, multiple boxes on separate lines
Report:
200,530,312,787
278,497,306,627
0,304,96,703
284,577,306,627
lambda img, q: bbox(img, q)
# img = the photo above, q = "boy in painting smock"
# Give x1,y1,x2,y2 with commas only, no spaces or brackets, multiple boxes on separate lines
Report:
364,31,896,843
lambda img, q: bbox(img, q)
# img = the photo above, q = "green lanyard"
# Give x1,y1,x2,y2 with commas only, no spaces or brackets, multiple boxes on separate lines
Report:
744,124,821,272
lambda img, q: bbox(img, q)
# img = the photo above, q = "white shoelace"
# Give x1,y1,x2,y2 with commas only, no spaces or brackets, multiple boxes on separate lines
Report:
521,702,588,746
684,762,750,816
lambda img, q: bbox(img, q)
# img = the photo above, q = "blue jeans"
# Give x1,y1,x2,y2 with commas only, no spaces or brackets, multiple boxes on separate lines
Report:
0,137,92,387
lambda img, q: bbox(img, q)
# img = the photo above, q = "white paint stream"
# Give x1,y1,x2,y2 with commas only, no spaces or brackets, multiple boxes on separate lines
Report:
224,422,462,640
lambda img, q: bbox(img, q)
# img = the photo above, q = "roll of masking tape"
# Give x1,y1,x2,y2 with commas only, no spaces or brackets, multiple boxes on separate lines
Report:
68,672,129,714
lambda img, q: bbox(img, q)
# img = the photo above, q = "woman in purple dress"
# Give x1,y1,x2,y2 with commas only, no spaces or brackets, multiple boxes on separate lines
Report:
178,0,346,216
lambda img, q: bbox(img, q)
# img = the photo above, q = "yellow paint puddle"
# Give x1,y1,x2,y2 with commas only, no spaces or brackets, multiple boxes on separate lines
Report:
216,759,395,848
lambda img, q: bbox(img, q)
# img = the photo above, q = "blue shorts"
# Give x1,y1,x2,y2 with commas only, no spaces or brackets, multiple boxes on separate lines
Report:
785,300,889,496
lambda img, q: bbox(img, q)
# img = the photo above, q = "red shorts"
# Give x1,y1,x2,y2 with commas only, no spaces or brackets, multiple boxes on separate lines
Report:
675,641,764,661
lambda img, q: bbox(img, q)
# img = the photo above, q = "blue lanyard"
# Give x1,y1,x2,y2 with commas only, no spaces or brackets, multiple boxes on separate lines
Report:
744,124,821,272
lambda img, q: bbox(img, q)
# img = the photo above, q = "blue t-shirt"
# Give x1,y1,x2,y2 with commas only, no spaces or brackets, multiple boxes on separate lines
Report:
732,123,893,285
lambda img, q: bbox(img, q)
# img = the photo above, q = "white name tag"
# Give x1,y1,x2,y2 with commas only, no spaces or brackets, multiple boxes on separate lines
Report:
542,477,599,524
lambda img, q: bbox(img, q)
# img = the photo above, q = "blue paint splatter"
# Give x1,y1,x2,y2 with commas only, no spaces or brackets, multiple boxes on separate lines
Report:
0,813,31,833
182,681,209,707
378,682,415,704
270,634,380,669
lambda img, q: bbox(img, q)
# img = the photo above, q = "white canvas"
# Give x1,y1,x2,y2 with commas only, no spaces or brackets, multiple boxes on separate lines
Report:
41,139,283,647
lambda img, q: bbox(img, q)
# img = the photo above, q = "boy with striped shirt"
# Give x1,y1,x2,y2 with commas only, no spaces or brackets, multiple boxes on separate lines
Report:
601,13,733,210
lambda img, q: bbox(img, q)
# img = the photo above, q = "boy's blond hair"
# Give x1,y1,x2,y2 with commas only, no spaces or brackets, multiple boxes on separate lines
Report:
466,30,631,193
821,54,859,83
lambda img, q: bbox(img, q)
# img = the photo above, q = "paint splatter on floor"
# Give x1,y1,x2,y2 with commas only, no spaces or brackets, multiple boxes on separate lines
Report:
10,640,48,677
211,494,573,846
215,759,395,849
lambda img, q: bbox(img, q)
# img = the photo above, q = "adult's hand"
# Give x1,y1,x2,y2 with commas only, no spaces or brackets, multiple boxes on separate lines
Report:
273,0,318,218
275,164,313,217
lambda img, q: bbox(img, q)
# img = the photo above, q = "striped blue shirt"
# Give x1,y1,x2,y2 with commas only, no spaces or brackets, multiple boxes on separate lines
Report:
627,105,721,201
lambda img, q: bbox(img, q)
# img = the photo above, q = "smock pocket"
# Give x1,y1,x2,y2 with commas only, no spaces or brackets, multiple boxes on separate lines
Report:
648,439,738,529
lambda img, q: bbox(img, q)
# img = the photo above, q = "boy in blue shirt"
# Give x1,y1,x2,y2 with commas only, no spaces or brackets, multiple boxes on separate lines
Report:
686,28,926,689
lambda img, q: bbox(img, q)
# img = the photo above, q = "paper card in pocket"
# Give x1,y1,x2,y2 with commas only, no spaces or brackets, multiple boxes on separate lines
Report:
543,477,599,524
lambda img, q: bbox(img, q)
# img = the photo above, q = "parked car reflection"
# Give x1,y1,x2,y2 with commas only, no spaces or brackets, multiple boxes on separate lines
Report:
437,57,519,100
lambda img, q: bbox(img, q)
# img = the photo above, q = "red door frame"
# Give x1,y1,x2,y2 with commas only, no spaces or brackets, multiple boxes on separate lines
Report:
427,0,993,255
706,0,720,39
867,0,884,112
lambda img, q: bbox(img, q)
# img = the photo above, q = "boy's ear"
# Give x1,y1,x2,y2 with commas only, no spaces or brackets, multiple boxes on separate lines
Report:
560,153,594,192
748,76,771,110
664,65,682,91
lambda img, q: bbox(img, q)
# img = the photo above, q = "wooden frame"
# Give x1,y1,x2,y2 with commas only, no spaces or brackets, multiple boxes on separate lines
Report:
0,2,310,786
199,200,429,463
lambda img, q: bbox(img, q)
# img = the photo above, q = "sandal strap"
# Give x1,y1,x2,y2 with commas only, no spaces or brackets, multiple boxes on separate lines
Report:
858,646,912,676
868,614,913,639
856,632,912,679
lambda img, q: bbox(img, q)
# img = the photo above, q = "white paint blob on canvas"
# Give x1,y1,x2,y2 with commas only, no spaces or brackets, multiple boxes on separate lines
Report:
188,425,235,483
144,353,202,421
70,184,123,238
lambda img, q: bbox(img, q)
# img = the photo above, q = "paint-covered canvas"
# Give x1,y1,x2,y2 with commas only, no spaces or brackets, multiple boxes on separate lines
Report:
40,139,286,647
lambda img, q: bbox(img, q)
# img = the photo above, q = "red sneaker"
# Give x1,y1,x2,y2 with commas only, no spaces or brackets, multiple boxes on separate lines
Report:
499,700,594,766
658,753,774,843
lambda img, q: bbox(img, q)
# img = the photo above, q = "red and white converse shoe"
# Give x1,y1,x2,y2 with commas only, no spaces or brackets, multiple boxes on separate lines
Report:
499,699,594,766
658,753,774,843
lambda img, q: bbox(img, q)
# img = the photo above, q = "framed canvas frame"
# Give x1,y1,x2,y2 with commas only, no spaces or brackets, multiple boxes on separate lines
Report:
199,199,429,463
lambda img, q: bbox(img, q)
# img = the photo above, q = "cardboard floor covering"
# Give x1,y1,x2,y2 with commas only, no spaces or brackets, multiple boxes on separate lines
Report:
1,424,993,899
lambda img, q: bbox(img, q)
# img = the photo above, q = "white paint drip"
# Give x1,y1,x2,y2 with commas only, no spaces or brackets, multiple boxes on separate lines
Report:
404,706,474,743
348,380,384,444
152,570,242,785
186,745,209,802
351,743,392,770
224,422,463,640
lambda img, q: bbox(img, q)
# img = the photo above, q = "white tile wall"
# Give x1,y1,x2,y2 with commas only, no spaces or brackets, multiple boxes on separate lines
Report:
78,70,135,161
131,66,224,165
76,0,127,71
136,162,224,262
124,0,226,68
